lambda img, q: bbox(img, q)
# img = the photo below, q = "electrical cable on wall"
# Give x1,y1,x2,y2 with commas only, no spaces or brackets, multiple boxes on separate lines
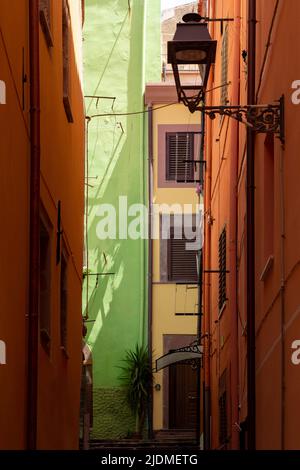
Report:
86,82,231,120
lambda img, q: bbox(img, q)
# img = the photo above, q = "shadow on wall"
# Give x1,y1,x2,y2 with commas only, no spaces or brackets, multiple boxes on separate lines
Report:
83,0,147,402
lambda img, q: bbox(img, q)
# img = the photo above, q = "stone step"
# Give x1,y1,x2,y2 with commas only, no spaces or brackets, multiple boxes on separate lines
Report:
88,434,198,450
89,441,197,448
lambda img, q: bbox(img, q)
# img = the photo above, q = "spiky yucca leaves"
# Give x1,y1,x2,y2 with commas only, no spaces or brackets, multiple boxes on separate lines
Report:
119,344,152,437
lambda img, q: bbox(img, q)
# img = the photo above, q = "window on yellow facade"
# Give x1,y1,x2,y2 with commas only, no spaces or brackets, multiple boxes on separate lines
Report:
62,0,73,123
39,214,52,354
166,132,195,183
40,0,53,47
168,226,198,283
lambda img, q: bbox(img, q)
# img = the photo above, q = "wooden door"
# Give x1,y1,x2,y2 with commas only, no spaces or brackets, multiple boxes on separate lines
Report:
169,362,198,430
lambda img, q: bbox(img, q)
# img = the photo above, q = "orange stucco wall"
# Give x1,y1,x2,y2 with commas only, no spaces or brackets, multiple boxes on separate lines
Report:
254,0,300,450
204,0,247,450
0,0,30,449
0,0,84,449
205,0,300,450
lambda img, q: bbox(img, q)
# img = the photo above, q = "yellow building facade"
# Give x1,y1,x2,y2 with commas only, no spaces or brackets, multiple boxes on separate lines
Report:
146,84,202,436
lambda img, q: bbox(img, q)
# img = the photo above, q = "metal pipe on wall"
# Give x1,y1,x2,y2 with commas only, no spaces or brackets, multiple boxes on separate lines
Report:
196,107,205,447
196,249,202,446
202,0,214,449
27,0,41,450
196,1,208,449
147,105,154,439
246,0,256,451
229,0,241,450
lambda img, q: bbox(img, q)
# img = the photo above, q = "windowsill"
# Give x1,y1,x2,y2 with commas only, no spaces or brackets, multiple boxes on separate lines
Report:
158,180,197,189
60,346,69,359
158,280,199,285
40,11,53,48
260,255,274,282
63,95,74,123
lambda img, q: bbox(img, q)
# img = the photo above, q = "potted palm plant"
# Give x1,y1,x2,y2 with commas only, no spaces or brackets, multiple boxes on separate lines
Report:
119,344,153,439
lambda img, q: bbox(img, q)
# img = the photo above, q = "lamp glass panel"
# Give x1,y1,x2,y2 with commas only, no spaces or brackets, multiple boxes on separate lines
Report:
175,49,207,63
198,64,207,84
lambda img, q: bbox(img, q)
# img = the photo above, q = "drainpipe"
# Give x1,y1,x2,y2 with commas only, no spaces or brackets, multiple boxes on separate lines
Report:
196,249,202,447
147,105,154,439
279,145,286,450
27,0,40,450
203,109,211,451
196,105,205,447
203,114,211,450
229,0,241,450
202,0,214,450
246,0,256,451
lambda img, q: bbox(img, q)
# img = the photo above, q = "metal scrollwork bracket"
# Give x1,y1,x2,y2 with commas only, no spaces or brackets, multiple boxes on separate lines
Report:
196,95,285,144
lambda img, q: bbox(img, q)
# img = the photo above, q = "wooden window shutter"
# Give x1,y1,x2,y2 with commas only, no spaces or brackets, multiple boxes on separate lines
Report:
219,369,228,445
168,227,198,282
221,25,229,105
60,252,68,349
39,216,52,354
40,0,53,47
218,227,226,310
62,0,73,122
40,0,50,23
166,132,194,182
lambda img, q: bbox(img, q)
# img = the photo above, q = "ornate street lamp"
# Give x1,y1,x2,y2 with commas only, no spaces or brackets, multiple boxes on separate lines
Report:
168,13,217,113
168,13,284,142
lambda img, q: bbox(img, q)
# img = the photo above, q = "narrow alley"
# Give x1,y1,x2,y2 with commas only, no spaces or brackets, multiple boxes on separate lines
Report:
1,0,300,460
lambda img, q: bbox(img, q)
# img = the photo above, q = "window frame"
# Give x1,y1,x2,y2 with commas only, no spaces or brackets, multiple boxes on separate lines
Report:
60,246,69,355
218,226,227,311
220,24,229,106
39,208,53,355
160,214,199,283
167,227,198,283
157,125,201,188
219,369,228,447
165,132,195,183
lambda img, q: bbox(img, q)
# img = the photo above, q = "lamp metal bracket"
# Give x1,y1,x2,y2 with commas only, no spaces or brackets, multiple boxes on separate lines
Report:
194,95,285,143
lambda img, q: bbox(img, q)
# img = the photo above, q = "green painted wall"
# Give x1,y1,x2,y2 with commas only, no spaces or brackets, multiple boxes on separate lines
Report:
83,0,161,438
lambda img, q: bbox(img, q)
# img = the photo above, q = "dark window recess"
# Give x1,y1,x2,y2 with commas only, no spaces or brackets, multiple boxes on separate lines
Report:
219,393,228,445
220,25,229,105
60,253,68,350
166,132,194,182
218,227,227,310
263,134,275,259
40,0,53,47
168,227,198,282
40,218,52,353
219,370,228,446
62,0,73,122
